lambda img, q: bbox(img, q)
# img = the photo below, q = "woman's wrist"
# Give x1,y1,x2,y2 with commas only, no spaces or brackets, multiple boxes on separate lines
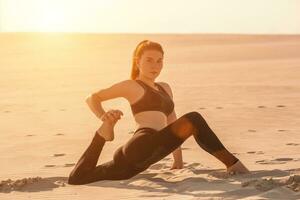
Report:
98,112,106,120
173,158,183,163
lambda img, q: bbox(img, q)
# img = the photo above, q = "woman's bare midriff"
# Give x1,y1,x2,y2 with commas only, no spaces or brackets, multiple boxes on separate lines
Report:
133,111,168,131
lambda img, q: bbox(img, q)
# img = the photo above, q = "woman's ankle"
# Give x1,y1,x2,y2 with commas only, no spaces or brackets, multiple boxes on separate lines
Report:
94,131,107,143
212,149,239,168
96,121,115,141
227,158,239,168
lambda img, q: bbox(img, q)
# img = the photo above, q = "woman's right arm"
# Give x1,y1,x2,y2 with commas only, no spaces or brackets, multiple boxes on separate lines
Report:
85,94,106,120
85,79,133,120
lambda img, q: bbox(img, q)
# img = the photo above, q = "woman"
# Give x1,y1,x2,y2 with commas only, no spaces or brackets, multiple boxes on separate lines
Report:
68,40,250,185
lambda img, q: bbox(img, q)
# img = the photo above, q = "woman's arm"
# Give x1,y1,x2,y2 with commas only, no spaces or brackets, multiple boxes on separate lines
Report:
161,82,184,169
85,80,133,119
86,94,106,120
167,110,183,169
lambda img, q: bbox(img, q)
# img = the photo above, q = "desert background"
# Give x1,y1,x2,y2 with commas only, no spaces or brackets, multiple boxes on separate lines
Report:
0,33,299,199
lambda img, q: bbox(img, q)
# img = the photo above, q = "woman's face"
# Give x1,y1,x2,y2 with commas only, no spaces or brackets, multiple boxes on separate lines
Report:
137,50,163,80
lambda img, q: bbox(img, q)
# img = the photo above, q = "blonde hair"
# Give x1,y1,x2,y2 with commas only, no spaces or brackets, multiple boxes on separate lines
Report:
130,40,164,80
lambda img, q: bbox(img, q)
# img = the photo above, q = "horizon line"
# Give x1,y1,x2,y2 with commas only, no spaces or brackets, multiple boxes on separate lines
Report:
0,31,300,36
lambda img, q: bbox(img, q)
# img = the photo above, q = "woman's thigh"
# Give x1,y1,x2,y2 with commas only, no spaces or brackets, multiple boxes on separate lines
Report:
119,128,158,168
120,118,192,172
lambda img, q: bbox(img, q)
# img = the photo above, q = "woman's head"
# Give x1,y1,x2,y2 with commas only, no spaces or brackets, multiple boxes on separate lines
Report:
131,40,164,80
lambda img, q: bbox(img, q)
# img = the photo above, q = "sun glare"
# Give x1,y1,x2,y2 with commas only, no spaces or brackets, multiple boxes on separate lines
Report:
33,2,69,32
1,0,299,33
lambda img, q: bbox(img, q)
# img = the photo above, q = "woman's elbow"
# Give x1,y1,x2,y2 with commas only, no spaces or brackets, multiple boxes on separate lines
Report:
85,94,99,104
85,95,90,102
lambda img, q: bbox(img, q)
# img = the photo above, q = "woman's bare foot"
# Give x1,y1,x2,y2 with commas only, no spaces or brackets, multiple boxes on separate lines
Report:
96,120,115,141
226,160,250,175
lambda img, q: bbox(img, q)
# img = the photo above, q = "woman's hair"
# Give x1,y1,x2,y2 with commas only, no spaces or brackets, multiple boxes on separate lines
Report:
130,40,164,80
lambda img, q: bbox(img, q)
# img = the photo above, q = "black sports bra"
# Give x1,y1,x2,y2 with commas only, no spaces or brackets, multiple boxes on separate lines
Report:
130,80,174,117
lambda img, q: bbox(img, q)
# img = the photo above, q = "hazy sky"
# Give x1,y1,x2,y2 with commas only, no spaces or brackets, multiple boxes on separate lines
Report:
0,0,299,33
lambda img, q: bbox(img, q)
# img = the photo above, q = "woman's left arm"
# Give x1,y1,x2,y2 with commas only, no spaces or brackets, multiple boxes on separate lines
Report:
167,110,184,169
161,82,184,169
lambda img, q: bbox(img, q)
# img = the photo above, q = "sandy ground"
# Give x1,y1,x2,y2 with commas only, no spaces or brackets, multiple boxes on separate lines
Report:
0,33,299,199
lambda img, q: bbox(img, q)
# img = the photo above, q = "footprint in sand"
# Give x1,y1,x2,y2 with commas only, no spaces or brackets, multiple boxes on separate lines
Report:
44,164,56,168
277,129,288,132
55,133,64,136
256,160,273,164
248,129,257,132
286,143,300,146
247,151,264,155
274,158,294,161
44,163,75,168
256,157,294,165
53,153,65,157
26,134,35,137
276,105,286,108
198,107,206,110
64,163,75,167
258,105,266,108
215,107,223,109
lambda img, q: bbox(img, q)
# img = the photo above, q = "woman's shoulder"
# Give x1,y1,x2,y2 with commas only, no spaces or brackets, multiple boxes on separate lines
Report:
113,79,140,88
91,79,139,102
156,81,173,99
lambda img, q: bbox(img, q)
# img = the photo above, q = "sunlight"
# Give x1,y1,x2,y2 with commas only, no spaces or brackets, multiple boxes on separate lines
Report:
33,2,70,32
3,0,118,32
0,0,299,33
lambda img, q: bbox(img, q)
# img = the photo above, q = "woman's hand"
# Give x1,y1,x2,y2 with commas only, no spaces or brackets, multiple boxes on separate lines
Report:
171,146,183,170
100,109,123,125
170,161,184,170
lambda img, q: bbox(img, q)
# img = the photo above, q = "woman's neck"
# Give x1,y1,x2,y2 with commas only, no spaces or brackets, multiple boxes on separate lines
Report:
136,77,157,88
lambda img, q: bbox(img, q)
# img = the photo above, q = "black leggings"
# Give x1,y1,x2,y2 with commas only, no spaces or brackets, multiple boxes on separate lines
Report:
68,111,239,185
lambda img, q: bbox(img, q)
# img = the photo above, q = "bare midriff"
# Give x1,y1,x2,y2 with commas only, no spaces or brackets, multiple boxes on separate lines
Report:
133,111,168,132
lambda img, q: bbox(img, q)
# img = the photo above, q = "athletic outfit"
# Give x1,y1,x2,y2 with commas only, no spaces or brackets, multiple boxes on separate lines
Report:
130,79,174,117
68,80,239,185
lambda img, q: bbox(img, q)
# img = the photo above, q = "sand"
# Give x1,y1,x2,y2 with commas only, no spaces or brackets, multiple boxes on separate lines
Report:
0,33,299,199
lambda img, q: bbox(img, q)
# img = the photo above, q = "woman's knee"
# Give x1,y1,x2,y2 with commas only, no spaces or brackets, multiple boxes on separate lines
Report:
67,166,94,185
68,173,85,185
183,111,204,127
184,111,202,120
